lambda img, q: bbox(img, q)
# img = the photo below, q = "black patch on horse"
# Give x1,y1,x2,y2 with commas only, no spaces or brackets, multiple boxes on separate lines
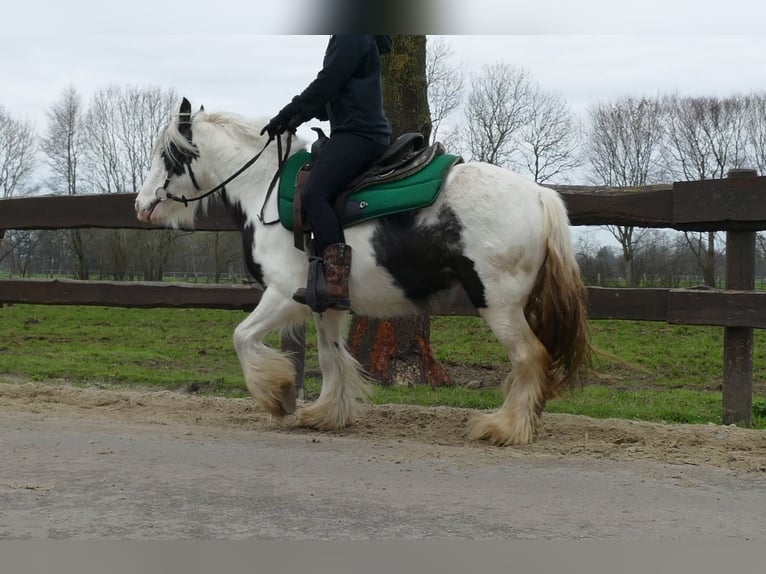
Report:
221,191,265,287
371,205,487,308
161,144,192,177
161,118,199,177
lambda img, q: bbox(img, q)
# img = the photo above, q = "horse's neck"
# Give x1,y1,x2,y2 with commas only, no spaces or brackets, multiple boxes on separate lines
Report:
196,123,300,226
197,128,276,199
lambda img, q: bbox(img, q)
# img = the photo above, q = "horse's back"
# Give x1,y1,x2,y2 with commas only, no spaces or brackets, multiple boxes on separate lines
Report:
439,161,555,249
346,161,560,316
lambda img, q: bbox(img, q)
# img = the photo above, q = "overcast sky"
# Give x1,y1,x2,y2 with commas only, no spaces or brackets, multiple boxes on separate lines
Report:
4,33,766,144
3,0,766,133
4,0,765,247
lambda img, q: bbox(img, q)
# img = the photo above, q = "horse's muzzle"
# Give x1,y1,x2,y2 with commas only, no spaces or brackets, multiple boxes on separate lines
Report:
136,187,169,222
136,197,159,222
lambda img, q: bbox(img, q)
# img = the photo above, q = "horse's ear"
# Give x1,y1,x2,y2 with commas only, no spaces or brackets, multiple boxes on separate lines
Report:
179,98,192,135
198,105,205,112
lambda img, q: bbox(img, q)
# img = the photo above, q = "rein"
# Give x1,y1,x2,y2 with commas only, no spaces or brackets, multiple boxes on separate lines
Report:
159,132,292,226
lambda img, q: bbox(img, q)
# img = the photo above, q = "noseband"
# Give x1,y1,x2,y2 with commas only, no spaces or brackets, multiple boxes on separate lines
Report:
155,131,292,225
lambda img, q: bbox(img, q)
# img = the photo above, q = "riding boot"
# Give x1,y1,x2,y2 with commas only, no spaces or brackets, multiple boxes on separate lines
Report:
322,243,352,310
292,243,352,312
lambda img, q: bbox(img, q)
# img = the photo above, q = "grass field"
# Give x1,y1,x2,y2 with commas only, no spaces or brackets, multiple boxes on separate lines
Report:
1,304,764,428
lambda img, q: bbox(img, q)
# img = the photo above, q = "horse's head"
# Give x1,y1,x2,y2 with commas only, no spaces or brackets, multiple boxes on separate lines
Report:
135,97,206,228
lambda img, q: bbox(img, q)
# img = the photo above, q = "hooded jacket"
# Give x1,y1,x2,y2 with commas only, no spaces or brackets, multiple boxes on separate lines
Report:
275,35,392,144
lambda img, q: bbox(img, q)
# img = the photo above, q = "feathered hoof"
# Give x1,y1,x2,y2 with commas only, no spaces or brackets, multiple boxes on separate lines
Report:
256,381,296,418
295,401,351,431
469,411,537,446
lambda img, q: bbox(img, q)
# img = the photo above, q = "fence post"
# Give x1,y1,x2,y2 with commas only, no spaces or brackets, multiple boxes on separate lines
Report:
722,168,757,426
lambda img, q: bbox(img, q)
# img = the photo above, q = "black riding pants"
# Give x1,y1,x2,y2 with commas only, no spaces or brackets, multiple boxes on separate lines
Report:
300,132,388,253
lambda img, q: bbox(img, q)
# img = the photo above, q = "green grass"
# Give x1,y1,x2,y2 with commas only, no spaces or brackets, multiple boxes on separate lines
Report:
1,304,765,428
0,305,249,393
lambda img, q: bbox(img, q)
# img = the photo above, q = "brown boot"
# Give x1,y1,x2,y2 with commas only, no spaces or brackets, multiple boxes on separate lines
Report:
322,243,352,310
292,243,352,311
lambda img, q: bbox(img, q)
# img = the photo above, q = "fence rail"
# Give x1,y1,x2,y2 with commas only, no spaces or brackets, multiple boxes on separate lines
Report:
2,176,766,232
3,278,766,328
2,172,766,425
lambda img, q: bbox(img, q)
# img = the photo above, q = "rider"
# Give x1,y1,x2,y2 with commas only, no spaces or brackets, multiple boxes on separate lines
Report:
261,35,392,311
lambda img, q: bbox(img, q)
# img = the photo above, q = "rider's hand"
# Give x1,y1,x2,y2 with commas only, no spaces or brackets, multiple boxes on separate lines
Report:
286,115,303,132
260,117,285,138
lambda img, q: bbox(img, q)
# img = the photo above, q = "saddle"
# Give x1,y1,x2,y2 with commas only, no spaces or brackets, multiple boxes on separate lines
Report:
292,130,450,250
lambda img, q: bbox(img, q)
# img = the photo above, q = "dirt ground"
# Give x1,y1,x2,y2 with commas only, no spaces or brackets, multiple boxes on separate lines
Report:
2,381,766,539
2,381,766,472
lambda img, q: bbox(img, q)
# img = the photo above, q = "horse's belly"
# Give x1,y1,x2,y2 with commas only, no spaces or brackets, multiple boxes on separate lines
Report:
348,268,423,317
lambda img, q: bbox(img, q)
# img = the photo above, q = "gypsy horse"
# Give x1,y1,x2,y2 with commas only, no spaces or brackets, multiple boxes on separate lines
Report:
135,99,590,445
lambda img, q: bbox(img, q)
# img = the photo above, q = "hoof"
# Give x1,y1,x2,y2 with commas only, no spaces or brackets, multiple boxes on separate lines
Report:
259,382,297,418
295,401,350,430
468,412,536,446
280,382,297,415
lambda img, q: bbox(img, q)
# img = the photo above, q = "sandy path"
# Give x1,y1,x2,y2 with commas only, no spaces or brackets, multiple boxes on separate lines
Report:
2,383,765,539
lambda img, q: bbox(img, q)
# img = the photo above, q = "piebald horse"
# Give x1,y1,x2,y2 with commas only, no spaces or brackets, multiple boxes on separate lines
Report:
135,99,590,445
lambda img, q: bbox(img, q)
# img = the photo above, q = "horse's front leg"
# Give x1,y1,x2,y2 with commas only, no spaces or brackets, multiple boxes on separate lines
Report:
297,310,371,430
233,287,309,417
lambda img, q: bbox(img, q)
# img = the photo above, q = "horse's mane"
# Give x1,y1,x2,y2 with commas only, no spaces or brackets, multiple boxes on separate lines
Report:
196,112,270,145
158,109,305,163
157,111,199,161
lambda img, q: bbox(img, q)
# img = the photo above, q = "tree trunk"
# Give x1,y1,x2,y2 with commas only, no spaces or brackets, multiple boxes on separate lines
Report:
684,231,718,287
348,35,452,387
70,229,89,280
624,255,634,287
704,231,717,287
379,36,432,139
349,315,450,386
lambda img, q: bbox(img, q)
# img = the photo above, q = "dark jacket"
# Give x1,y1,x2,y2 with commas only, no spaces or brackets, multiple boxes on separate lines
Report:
275,35,392,144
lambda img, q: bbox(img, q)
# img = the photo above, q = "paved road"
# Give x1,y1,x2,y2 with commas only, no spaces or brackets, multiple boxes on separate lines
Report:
2,410,765,540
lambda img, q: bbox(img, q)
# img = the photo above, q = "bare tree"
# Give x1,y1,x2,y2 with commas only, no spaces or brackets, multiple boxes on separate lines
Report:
425,36,464,144
83,84,179,280
662,95,750,286
454,62,580,183
0,106,36,199
0,106,38,265
757,233,766,271
585,96,665,286
575,236,620,286
41,86,91,279
464,63,533,166
84,84,177,195
42,87,86,196
744,91,766,175
515,87,581,183
5,229,41,277
746,93,766,263
208,232,244,283
662,95,749,181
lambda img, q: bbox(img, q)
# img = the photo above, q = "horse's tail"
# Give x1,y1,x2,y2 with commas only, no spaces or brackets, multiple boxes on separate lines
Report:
524,188,591,398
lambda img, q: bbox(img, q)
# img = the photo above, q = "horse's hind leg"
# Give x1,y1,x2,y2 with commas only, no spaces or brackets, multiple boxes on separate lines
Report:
233,287,308,417
297,310,370,430
469,304,549,445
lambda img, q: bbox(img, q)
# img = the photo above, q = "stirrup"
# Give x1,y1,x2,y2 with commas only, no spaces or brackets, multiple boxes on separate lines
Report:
292,287,350,311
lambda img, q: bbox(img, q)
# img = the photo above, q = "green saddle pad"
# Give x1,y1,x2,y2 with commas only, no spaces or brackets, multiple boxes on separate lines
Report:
277,150,461,231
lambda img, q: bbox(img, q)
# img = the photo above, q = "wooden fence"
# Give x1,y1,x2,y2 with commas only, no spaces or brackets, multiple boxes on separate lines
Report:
2,169,766,425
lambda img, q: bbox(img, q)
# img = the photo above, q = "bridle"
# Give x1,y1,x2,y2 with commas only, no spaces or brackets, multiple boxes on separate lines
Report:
155,130,293,226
